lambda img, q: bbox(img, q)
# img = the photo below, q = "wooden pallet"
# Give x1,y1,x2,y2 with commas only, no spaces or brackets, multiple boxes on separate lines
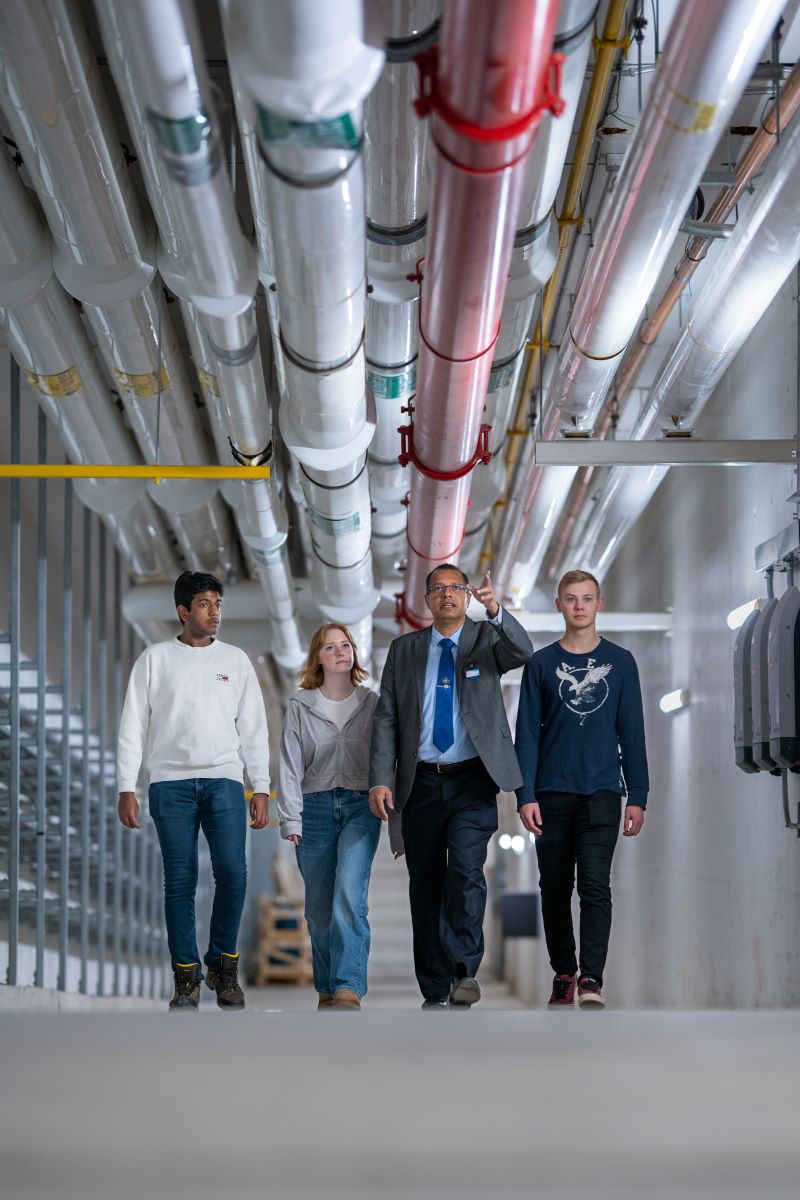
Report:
254,895,313,986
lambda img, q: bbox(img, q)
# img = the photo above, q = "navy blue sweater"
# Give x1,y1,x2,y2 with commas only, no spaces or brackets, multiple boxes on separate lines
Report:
515,638,649,809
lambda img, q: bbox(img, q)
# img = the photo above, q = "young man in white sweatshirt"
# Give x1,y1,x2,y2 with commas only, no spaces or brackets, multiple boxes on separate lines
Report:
117,571,270,1012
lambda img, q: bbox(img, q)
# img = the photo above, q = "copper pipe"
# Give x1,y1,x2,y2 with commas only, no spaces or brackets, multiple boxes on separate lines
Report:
478,0,631,570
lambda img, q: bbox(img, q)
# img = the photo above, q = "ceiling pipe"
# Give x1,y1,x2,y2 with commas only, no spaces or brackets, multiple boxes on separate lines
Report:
544,57,800,583
461,0,597,575
364,1,438,581
494,0,786,604
95,0,306,666
181,300,305,671
225,0,384,626
398,0,563,627
577,106,800,578
0,149,176,580
0,0,242,577
480,0,630,578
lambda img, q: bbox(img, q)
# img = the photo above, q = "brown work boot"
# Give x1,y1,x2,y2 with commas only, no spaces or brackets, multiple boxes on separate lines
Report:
169,963,201,1012
205,952,246,1011
331,988,362,1011
317,993,334,1010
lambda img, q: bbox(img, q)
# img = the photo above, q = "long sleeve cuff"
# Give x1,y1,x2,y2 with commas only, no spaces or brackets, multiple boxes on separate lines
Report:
250,777,270,794
280,817,302,839
117,778,138,794
626,789,647,808
487,606,503,626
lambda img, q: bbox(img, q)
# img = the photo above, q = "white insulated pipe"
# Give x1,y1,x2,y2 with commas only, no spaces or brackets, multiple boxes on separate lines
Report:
496,0,786,604
365,1,439,578
95,0,255,318
0,0,154,304
0,150,176,579
226,0,384,624
400,0,561,625
95,0,305,662
181,300,304,670
0,0,240,568
576,108,800,579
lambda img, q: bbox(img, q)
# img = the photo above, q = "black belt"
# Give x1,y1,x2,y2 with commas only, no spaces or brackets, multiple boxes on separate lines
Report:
417,756,481,776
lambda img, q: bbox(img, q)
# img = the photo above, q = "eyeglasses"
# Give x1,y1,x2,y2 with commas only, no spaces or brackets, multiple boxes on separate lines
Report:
426,583,468,596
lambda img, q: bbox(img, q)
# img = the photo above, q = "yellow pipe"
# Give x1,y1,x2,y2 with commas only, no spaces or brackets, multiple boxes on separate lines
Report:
0,464,270,481
478,0,631,570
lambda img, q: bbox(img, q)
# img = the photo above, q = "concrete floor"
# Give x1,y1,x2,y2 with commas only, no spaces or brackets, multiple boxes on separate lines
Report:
1,993,798,1200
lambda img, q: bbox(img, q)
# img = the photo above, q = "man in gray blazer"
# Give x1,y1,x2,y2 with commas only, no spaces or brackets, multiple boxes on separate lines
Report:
369,564,532,1009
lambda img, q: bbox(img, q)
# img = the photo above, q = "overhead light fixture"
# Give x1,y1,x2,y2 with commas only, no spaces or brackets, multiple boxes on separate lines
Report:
510,835,526,854
659,688,690,714
726,599,759,630
498,833,512,851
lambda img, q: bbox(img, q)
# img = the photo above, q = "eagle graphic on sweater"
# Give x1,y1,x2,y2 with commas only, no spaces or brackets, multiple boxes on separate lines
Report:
555,659,613,720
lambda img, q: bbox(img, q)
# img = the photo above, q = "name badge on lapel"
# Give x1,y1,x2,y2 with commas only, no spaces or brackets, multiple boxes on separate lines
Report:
465,665,480,679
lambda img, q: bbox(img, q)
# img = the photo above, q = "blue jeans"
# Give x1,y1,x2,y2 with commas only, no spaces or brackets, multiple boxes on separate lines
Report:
149,778,247,972
296,789,381,998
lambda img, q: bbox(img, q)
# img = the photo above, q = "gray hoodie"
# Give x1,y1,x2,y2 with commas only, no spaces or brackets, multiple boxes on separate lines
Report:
276,685,378,839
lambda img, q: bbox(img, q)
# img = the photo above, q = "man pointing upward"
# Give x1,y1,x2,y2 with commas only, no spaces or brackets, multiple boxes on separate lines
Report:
369,566,532,1009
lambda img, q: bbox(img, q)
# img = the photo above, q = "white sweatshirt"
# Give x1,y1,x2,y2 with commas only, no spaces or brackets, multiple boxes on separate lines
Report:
116,638,270,793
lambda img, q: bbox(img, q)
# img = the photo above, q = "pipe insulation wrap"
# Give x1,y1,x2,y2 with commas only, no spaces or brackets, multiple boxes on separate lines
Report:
578,106,800,579
96,0,256,317
494,0,786,602
227,0,385,121
0,0,155,301
549,0,787,425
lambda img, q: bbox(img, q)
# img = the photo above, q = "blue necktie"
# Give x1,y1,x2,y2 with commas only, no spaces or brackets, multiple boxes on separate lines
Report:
433,638,455,752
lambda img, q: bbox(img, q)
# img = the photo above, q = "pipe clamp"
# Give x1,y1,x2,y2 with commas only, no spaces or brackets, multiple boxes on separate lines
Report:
397,419,493,480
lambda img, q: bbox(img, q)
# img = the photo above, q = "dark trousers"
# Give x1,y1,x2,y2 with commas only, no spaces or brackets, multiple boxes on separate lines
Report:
401,760,498,1000
149,778,247,972
535,790,622,985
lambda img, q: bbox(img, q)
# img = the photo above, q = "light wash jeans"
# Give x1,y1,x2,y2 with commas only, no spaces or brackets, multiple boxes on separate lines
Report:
149,777,247,972
296,788,381,998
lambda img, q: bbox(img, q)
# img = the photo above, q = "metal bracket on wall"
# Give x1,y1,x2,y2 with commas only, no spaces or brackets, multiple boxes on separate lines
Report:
534,439,795,467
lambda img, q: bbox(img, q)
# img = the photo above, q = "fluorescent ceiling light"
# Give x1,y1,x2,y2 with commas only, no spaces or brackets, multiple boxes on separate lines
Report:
659,688,690,714
510,835,526,854
726,599,759,630
498,833,512,851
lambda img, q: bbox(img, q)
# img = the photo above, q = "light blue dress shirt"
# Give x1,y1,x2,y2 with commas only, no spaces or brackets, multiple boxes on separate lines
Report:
417,610,504,764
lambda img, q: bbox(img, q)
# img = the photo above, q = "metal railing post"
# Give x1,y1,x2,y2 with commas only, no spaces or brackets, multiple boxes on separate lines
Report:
35,410,48,987
112,550,123,996
96,524,108,994
79,508,92,993
6,359,21,986
57,479,73,991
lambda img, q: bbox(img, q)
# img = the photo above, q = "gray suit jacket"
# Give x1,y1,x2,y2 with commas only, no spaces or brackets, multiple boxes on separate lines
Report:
369,610,533,810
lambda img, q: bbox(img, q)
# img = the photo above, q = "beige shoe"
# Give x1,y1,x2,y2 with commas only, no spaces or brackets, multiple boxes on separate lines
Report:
332,988,362,1011
317,993,334,1010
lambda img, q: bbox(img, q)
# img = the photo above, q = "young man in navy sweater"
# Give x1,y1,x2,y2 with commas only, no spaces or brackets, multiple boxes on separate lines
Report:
515,570,648,1009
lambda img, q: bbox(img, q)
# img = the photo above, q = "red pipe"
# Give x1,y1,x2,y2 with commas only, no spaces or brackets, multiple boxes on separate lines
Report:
398,0,561,625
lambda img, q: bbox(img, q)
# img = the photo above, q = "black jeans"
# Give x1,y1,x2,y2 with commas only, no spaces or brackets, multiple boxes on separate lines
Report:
535,790,622,985
401,761,499,1000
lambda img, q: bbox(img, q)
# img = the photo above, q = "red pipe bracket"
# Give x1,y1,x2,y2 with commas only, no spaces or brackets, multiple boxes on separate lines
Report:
397,420,493,479
413,46,566,138
394,592,429,630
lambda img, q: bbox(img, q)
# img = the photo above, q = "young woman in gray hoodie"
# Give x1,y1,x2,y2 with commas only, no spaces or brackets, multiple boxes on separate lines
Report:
276,624,381,1011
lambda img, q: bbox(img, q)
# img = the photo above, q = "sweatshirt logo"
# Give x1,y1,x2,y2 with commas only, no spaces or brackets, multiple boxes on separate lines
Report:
555,659,612,723
216,673,229,683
